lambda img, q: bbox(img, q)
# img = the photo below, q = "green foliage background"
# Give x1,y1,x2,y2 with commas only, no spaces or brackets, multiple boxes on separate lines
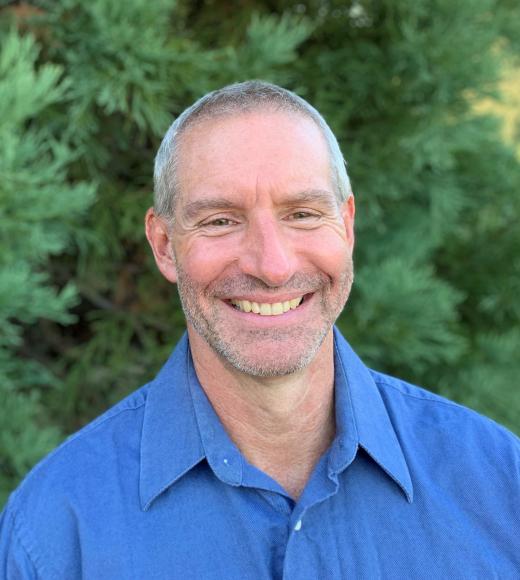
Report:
1,0,519,505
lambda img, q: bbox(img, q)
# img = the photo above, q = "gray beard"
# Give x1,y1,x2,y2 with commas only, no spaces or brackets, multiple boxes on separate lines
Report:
175,260,354,377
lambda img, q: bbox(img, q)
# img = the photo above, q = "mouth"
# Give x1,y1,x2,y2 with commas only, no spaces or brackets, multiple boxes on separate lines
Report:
227,294,309,316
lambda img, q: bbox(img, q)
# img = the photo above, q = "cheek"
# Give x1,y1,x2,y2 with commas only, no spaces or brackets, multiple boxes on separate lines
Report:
297,230,352,278
177,238,236,285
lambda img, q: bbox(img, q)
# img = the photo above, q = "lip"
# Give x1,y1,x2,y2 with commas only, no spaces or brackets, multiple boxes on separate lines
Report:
222,292,315,325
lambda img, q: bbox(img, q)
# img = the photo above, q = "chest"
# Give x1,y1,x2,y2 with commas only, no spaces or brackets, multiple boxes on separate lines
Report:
63,460,517,580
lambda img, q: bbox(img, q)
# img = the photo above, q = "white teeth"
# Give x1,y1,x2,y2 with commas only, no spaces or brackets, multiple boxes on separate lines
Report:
230,296,304,316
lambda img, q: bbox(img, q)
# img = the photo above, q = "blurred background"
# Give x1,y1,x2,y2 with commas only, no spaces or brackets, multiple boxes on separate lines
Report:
1,0,519,506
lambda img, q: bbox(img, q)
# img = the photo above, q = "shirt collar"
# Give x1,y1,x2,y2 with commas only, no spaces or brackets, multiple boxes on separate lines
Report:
331,327,413,503
140,329,413,510
139,334,248,511
139,334,205,510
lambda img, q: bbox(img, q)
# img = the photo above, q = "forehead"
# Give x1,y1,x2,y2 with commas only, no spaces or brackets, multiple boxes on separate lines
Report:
175,110,333,207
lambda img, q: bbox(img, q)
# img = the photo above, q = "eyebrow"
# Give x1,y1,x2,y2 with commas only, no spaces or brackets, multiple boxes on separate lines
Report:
288,189,339,207
181,189,339,222
182,198,238,222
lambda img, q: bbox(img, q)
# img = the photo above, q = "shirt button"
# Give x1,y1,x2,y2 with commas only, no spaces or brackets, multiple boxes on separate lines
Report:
294,520,302,531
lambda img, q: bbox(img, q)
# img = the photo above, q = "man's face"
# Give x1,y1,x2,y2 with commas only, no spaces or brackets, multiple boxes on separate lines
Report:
169,110,354,376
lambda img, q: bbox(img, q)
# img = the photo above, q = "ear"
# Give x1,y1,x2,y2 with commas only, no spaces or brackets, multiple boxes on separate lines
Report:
144,207,178,284
341,194,355,252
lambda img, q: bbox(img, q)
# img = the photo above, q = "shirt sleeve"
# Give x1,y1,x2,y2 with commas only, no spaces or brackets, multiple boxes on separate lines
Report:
0,503,39,580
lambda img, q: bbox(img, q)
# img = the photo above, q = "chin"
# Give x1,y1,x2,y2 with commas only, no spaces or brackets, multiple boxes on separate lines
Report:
224,354,311,377
209,329,330,378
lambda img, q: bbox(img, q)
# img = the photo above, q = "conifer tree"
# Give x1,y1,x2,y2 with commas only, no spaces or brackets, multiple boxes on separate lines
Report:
0,28,94,503
1,0,519,504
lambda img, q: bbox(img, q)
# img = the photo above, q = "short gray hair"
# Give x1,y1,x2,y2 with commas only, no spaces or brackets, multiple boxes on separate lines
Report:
153,80,352,219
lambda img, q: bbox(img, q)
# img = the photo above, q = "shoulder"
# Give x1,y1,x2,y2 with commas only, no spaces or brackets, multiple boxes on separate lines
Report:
17,383,150,497
0,336,193,577
370,369,520,477
9,382,152,506
0,383,152,575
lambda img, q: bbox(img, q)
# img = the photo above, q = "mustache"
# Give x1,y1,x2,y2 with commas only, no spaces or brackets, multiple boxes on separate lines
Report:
209,272,330,297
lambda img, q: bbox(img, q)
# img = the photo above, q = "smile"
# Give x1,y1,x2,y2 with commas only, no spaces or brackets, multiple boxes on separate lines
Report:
229,296,304,316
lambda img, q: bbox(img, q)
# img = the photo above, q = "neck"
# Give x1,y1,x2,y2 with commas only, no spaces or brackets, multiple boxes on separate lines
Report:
188,329,336,499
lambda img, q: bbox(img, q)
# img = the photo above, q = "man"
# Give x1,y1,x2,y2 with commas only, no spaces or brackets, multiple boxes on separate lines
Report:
1,81,519,579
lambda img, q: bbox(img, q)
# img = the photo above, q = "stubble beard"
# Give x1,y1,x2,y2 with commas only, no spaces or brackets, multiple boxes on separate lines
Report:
175,259,354,377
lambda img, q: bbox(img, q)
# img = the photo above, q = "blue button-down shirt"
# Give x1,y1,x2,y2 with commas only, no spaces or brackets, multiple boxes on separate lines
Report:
1,329,519,578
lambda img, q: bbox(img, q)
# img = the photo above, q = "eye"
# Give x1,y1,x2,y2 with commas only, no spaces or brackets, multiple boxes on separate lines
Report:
285,210,321,223
198,215,240,232
205,217,235,227
289,211,315,220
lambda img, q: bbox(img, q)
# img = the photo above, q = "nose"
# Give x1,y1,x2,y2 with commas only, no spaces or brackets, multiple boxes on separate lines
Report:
238,213,296,287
